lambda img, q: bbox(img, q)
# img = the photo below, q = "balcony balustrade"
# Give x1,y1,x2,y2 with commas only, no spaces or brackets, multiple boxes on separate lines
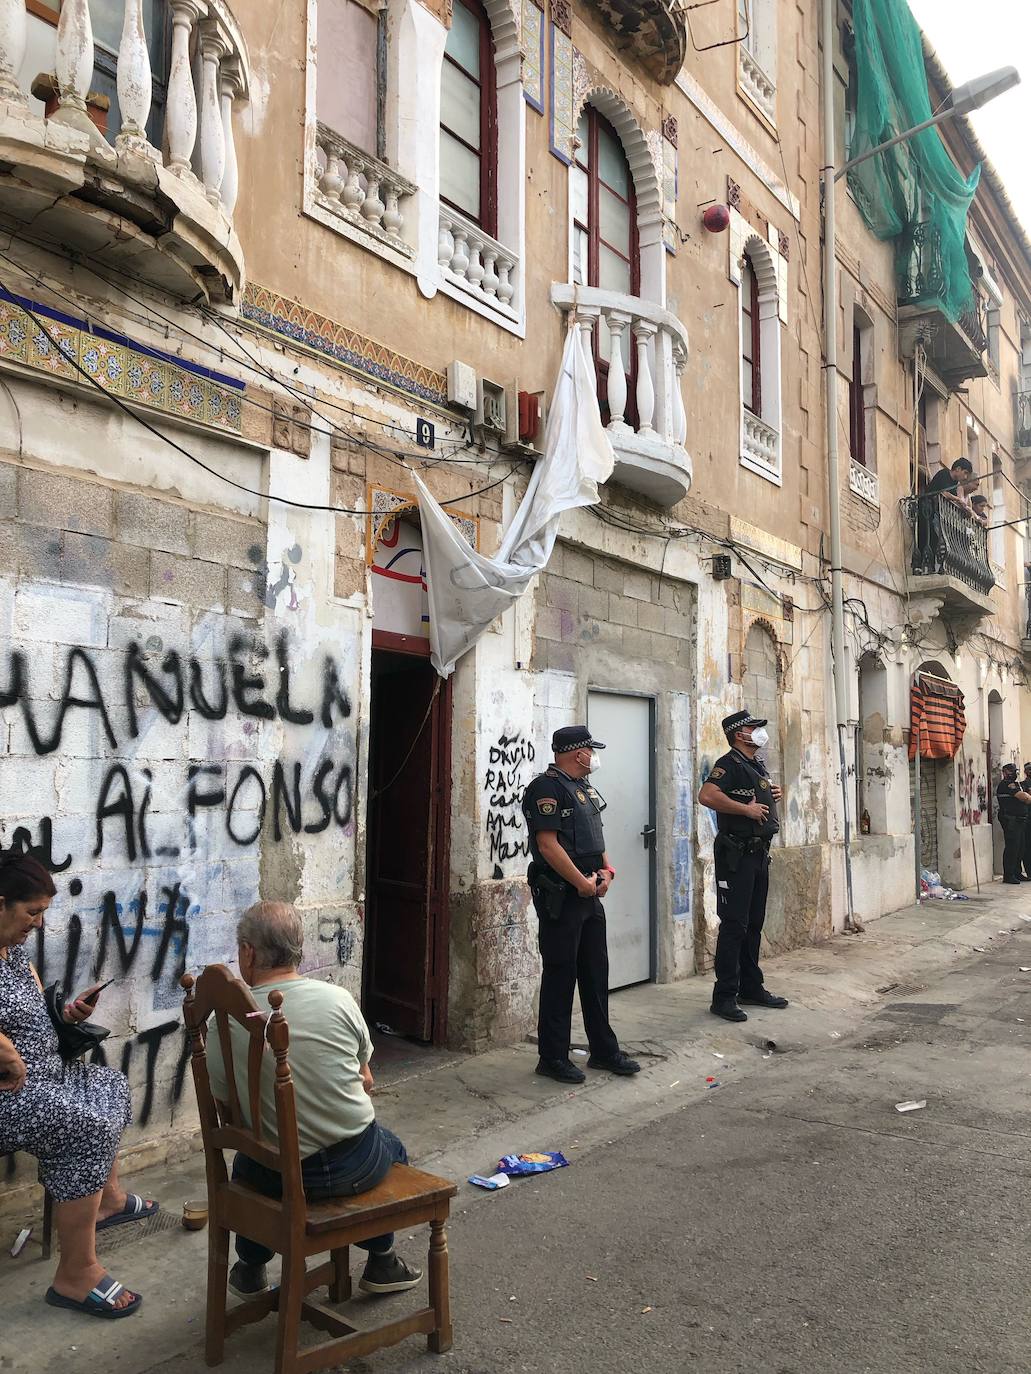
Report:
896,223,988,389
315,124,416,259
0,0,249,303
741,408,779,480
738,46,776,122
551,283,691,507
904,491,995,619
438,207,518,321
1015,387,1031,458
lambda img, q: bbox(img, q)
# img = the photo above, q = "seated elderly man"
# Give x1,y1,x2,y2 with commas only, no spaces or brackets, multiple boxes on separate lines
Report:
206,901,422,1299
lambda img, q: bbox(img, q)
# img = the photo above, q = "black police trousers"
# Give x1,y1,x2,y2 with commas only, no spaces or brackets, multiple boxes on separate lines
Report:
713,840,769,1003
537,889,620,1063
1001,815,1025,882
1022,817,1031,880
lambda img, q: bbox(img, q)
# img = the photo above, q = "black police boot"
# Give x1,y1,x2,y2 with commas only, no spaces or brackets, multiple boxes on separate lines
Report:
710,999,748,1022
535,1057,586,1084
587,1051,641,1075
739,989,789,1009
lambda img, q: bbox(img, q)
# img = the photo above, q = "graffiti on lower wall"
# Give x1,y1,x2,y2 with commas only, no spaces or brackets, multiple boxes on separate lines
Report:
485,731,535,878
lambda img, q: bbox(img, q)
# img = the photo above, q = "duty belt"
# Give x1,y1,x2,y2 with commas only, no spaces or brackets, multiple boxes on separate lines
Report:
719,833,766,855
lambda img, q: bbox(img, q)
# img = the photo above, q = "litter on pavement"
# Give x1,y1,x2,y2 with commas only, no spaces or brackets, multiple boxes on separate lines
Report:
497,1152,569,1176
469,1173,510,1190
1019,967,1031,973
894,1099,927,1113
9,1227,31,1258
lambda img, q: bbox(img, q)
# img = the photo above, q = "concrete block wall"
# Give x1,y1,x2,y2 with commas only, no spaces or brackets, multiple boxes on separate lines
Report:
1,458,364,1191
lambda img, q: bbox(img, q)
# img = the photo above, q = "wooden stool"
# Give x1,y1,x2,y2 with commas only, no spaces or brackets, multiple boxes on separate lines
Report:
182,967,458,1374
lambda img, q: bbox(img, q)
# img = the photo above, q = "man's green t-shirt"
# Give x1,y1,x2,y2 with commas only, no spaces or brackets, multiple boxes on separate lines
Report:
206,976,376,1159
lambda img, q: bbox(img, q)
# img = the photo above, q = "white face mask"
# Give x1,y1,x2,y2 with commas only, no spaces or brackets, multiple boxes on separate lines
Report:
585,751,602,774
748,727,770,750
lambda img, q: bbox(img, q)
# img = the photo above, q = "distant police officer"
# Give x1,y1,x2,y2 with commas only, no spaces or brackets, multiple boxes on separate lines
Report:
698,710,789,1022
1021,762,1031,881
521,726,641,1084
996,762,1031,884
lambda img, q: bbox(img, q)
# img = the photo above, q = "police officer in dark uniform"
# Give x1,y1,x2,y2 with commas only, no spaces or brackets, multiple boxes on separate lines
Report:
521,726,641,1084
996,762,1031,884
698,709,789,1022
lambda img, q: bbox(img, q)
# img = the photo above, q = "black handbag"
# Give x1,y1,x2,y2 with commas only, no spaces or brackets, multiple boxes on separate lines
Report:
43,983,111,1063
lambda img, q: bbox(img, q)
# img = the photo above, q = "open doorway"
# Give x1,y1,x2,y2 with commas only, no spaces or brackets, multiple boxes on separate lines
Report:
364,513,452,1044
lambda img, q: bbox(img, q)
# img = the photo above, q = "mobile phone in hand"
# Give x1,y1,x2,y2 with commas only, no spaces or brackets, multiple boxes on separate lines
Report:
79,979,113,1009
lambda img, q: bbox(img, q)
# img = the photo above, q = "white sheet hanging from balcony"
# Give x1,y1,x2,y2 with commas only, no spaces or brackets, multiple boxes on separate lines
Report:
416,326,614,677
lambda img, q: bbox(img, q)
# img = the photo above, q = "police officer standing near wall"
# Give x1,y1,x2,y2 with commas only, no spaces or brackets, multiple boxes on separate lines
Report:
996,762,1031,885
521,726,641,1084
1020,762,1031,881
698,710,789,1022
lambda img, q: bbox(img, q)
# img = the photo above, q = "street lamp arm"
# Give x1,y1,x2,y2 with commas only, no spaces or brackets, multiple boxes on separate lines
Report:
834,108,962,181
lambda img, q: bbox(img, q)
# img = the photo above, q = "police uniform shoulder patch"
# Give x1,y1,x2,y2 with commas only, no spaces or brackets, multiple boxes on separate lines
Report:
536,798,558,815
709,767,726,779
758,778,769,790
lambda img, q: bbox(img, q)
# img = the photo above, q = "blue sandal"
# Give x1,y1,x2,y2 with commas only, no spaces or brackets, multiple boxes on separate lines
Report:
45,1274,142,1319
96,1194,159,1232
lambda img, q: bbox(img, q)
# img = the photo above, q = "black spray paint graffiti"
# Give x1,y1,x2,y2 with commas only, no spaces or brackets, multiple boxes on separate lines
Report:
1,632,355,861
485,732,535,878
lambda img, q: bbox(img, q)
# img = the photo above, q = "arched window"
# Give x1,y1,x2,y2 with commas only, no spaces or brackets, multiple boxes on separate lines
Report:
572,105,639,414
741,255,760,416
439,0,497,236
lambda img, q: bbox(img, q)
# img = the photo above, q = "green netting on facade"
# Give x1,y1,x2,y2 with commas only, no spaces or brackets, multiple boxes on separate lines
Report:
847,0,980,323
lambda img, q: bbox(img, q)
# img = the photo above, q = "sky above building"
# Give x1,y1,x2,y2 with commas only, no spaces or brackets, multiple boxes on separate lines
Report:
908,0,1031,242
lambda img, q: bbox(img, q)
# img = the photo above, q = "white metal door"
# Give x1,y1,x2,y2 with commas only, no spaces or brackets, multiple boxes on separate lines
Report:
587,691,654,988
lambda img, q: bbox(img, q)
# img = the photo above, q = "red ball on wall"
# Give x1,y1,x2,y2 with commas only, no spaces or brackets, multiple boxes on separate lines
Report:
702,203,731,233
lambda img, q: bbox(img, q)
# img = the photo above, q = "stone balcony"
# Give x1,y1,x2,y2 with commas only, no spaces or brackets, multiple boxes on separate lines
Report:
903,491,995,626
0,0,250,304
896,224,988,390
551,283,691,507
584,0,686,85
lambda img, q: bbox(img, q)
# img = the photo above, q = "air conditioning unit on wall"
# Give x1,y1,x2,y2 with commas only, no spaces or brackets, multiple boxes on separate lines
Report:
503,385,547,454
475,377,507,437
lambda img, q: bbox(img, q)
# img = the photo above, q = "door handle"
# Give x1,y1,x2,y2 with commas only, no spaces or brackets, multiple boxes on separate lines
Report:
640,824,656,850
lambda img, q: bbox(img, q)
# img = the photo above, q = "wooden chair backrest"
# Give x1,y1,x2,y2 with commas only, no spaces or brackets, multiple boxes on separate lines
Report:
181,965,305,1207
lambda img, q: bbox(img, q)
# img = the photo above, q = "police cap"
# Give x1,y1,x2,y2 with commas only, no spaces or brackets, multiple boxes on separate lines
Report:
552,725,606,755
722,708,768,738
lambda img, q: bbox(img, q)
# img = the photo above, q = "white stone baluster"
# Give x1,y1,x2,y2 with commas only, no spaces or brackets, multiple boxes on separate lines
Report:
497,257,515,306
481,249,499,300
116,0,153,150
634,319,657,436
219,67,241,215
53,0,98,139
672,343,688,447
198,22,227,204
0,0,28,106
383,188,403,239
574,307,599,391
438,223,454,269
166,0,202,176
466,243,484,290
361,173,384,228
451,230,470,278
342,158,364,213
606,311,630,431
319,147,343,201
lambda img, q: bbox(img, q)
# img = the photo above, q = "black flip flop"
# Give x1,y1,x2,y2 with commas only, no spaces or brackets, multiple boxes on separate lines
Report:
96,1194,159,1232
45,1274,142,1319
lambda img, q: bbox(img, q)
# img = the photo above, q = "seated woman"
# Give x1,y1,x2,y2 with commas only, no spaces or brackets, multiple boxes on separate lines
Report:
0,855,159,1319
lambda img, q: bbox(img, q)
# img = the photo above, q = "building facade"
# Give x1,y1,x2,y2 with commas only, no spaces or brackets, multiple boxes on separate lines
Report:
0,0,1027,1191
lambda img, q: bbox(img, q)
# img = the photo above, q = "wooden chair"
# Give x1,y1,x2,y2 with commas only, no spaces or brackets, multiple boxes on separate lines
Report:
181,965,457,1374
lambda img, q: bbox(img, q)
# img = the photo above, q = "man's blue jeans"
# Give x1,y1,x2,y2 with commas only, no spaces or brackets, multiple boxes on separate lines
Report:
232,1121,408,1265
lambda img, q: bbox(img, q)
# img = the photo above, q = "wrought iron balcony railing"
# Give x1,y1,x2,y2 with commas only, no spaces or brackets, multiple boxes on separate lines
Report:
904,492,995,597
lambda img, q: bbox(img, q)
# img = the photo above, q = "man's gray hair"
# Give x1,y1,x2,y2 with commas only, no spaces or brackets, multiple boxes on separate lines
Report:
237,901,304,970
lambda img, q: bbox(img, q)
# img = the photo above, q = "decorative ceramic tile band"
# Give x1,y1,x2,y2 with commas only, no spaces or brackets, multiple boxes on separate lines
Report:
0,289,244,434
243,283,448,408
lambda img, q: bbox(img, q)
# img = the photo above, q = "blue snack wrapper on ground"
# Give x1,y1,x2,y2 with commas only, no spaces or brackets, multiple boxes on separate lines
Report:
497,1152,569,1176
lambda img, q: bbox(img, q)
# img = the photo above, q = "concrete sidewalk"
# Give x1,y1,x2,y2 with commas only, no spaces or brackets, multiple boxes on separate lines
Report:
3,881,1029,1373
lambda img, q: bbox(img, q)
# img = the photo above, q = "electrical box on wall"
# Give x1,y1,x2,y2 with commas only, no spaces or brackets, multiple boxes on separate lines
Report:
503,386,547,453
447,360,477,411
475,377,507,437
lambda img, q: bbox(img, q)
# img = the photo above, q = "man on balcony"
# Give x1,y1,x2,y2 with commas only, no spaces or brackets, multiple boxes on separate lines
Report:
925,456,976,509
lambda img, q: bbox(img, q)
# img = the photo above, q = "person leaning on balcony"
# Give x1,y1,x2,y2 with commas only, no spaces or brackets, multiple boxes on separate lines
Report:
925,457,975,509
205,901,424,1300
995,763,1031,885
970,493,991,528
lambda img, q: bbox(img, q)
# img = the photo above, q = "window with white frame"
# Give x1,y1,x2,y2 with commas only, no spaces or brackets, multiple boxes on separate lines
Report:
736,236,784,483
318,0,384,158
737,0,777,125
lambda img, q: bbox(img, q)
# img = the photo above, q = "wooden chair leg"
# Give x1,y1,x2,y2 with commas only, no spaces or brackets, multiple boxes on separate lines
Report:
427,1216,453,1354
41,1189,53,1262
274,1249,306,1374
329,1246,351,1302
204,1225,230,1367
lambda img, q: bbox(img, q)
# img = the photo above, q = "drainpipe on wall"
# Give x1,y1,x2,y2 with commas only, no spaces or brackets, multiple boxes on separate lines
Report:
820,0,858,932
